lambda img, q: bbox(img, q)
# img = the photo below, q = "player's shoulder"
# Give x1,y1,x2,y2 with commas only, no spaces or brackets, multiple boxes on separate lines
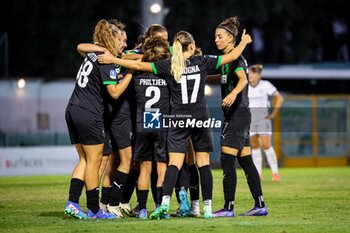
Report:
259,79,272,85
86,51,108,66
259,79,275,90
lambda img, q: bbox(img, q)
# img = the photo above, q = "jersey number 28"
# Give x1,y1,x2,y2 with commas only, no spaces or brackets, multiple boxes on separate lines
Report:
76,59,93,88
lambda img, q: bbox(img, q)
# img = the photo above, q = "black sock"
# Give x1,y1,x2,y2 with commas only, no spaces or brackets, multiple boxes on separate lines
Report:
174,181,180,203
120,169,139,203
198,165,213,200
68,178,84,203
237,155,265,207
221,153,237,210
150,167,158,205
188,164,200,201
178,163,190,189
156,187,163,206
100,186,111,205
175,164,189,203
137,189,149,210
86,186,100,214
163,165,179,196
109,170,128,206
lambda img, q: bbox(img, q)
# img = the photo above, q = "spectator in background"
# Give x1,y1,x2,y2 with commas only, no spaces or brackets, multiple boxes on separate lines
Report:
248,64,284,181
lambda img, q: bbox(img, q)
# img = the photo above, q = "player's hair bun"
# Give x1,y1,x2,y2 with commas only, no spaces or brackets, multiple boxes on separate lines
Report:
223,16,240,28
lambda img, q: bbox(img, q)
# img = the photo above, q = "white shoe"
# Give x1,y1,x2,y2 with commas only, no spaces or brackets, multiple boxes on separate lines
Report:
107,205,124,218
120,203,133,216
99,202,108,213
203,205,213,219
189,205,201,217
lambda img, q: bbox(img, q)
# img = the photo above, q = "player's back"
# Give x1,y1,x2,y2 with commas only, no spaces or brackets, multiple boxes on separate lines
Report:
69,52,113,116
133,72,170,132
152,55,220,115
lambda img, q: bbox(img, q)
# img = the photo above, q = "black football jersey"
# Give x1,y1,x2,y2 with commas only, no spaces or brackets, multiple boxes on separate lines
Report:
151,55,221,114
220,55,250,111
133,72,170,132
69,52,117,115
105,56,132,123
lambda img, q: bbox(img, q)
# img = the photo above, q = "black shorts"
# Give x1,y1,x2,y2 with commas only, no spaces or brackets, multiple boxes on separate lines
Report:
167,127,214,153
167,110,214,153
65,104,107,145
103,137,113,155
109,117,133,150
134,132,167,163
221,107,251,150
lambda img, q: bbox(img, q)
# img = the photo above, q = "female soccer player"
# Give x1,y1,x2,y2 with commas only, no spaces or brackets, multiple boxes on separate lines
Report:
248,64,284,181
212,17,268,218
131,37,171,219
97,27,252,219
64,19,132,219
76,19,133,218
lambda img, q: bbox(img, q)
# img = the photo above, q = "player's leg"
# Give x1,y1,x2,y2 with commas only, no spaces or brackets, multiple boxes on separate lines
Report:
175,163,190,217
99,140,111,180
261,134,280,181
195,151,213,219
156,161,167,206
98,141,112,212
120,161,139,216
150,152,185,219
137,161,152,219
99,151,119,212
64,143,88,219
213,119,239,218
108,146,132,218
250,134,263,179
213,145,237,218
187,140,200,217
238,146,268,216
153,131,169,219
150,162,158,207
84,144,116,219
150,128,188,220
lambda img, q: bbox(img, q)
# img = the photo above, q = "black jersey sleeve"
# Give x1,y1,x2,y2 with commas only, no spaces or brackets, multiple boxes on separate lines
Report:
203,55,222,71
233,56,248,74
99,64,119,85
151,59,171,76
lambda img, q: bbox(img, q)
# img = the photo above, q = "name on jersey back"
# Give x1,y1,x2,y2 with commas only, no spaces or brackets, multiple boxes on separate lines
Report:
139,79,167,86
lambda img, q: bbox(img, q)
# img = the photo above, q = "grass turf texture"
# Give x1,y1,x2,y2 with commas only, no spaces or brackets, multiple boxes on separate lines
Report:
0,167,349,233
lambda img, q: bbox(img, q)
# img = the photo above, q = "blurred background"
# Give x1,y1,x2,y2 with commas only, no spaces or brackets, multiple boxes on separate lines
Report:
0,0,349,176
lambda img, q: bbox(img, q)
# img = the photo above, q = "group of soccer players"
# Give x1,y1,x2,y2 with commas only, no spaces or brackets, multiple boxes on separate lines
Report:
64,15,277,220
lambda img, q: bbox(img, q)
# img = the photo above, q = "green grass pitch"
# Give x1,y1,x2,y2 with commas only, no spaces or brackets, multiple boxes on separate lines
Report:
0,167,349,233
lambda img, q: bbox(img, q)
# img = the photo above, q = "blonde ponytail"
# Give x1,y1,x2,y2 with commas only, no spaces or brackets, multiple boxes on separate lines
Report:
171,40,186,82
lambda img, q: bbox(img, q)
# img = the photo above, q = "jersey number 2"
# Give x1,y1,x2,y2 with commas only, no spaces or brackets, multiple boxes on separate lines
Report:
145,86,161,110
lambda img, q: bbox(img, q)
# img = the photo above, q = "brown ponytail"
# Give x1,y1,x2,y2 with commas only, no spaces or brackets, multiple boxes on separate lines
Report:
93,19,120,55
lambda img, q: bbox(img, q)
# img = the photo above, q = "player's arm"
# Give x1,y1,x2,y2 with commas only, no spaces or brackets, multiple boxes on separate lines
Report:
106,72,133,99
266,91,284,119
77,43,105,57
98,53,153,72
121,53,144,60
222,69,248,107
220,29,252,66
